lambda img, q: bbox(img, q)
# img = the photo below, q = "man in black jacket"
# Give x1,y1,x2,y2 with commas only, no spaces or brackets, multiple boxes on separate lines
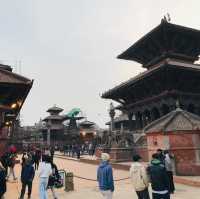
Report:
19,158,35,199
148,153,170,199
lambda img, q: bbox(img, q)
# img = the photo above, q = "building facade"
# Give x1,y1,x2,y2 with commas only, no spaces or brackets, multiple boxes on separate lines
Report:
102,19,200,134
0,64,33,154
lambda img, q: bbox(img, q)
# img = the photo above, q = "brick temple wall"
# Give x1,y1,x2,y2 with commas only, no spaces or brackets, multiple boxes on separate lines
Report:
147,131,200,176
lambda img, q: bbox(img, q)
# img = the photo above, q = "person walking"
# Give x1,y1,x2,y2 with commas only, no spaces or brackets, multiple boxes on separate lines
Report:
0,152,9,176
76,144,81,160
164,150,175,194
38,155,52,199
148,153,170,199
97,153,114,199
0,162,7,199
19,158,35,199
47,159,59,199
129,155,150,199
34,149,41,170
157,149,165,166
50,147,55,161
7,152,17,181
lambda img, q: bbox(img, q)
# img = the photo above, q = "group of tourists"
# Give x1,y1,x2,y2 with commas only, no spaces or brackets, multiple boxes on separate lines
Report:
97,149,175,199
0,146,60,199
63,142,96,159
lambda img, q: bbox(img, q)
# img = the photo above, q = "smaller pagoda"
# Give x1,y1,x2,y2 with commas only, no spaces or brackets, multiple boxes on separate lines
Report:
79,120,99,143
106,114,135,131
42,105,65,146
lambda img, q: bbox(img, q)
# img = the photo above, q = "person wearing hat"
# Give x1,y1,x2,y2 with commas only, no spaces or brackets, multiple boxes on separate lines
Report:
97,153,114,199
130,154,150,199
0,162,6,199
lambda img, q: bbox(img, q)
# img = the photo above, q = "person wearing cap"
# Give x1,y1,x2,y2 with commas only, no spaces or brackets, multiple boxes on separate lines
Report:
0,162,6,199
130,154,150,199
97,153,114,199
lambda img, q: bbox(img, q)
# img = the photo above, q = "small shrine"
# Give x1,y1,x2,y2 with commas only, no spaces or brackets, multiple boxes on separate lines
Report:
144,107,200,176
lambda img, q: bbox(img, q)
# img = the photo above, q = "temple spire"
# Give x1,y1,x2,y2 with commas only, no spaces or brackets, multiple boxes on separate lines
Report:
163,13,171,22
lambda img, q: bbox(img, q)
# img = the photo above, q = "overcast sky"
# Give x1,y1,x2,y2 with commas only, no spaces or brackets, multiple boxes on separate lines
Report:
0,0,200,127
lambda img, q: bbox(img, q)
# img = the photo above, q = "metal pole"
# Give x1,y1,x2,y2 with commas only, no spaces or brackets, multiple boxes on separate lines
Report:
47,127,51,146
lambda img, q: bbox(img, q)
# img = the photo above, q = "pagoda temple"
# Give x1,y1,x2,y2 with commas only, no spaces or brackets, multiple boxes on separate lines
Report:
102,19,200,133
0,64,33,154
42,105,65,146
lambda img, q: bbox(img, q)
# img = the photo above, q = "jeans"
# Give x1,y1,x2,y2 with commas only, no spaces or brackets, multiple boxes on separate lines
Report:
39,177,49,199
152,193,170,199
167,171,175,193
100,190,113,199
136,188,150,199
20,181,32,199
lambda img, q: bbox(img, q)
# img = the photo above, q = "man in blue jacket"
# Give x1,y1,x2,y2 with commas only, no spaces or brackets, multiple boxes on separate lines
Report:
97,153,114,199
19,158,35,199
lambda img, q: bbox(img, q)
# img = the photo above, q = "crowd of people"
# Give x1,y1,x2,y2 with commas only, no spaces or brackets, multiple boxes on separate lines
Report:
0,146,60,199
97,149,175,199
63,142,96,159
0,145,175,199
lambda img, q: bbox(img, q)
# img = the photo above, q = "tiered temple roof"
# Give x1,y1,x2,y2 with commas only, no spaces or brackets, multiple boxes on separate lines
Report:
47,105,63,114
118,20,200,68
102,20,200,131
0,64,33,120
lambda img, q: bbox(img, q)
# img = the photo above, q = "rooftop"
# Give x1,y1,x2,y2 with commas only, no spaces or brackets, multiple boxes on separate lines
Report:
118,20,200,69
102,59,200,99
106,114,129,125
47,106,63,113
144,108,200,133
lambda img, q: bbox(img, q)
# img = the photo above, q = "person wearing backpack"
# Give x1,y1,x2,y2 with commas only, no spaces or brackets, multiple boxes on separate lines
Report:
129,155,150,199
147,153,170,199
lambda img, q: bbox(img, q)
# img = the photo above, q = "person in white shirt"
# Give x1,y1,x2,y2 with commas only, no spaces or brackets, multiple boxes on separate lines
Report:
130,154,150,199
38,155,52,199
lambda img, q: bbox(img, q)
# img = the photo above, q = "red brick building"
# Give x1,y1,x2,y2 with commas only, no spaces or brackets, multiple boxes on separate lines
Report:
144,107,200,176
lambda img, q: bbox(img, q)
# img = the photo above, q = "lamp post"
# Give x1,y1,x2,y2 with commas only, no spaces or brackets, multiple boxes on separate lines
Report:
46,120,51,146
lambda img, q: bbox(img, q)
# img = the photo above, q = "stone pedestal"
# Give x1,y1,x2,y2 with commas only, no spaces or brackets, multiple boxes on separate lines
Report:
96,147,133,162
109,147,134,162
